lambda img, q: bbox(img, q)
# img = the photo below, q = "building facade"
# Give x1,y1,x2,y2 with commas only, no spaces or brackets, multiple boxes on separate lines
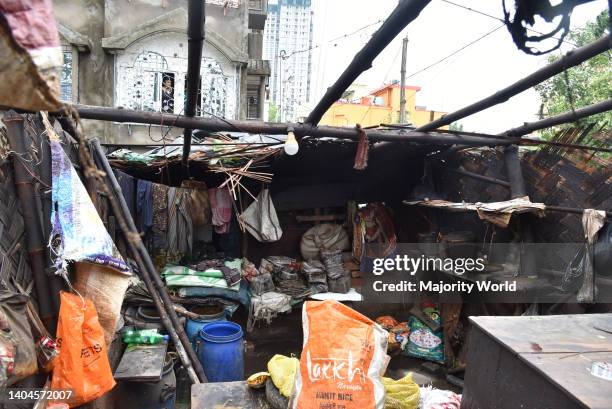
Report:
54,0,270,144
319,83,447,128
263,0,313,122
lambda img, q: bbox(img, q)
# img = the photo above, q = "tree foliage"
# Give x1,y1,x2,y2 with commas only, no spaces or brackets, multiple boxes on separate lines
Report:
534,10,611,138
449,122,464,132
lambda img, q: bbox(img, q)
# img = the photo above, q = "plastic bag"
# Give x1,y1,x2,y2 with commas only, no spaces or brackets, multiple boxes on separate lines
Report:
382,374,420,409
51,292,115,407
240,189,282,242
419,386,461,409
268,354,300,398
405,306,444,364
292,300,389,409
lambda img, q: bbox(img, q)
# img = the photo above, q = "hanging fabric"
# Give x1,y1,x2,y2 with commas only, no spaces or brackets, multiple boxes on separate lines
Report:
167,187,193,260
209,186,233,234
49,139,128,273
353,124,369,170
136,179,153,234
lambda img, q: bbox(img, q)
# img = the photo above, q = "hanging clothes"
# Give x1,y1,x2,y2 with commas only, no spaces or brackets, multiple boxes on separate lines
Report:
182,180,211,226
208,187,232,234
136,179,153,234
152,183,169,252
114,170,136,219
167,188,193,261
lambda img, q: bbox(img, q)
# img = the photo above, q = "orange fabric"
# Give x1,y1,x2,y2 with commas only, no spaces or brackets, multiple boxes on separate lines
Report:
51,292,115,407
293,300,388,409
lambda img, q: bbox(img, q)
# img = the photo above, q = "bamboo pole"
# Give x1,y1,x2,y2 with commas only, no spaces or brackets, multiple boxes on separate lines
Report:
502,98,612,137
89,138,208,383
305,0,431,125
446,167,511,187
3,111,55,328
71,104,514,146
57,111,207,383
416,34,612,132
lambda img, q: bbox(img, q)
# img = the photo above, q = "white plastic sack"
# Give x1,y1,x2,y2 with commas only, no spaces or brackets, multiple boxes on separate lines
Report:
300,224,350,260
240,189,282,242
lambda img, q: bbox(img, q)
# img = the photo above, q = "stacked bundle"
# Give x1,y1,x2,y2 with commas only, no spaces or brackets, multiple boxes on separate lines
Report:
322,250,351,294
260,257,311,299
302,261,328,293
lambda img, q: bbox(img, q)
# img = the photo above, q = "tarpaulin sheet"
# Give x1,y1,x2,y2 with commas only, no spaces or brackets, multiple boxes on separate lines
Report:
404,197,546,227
50,139,128,272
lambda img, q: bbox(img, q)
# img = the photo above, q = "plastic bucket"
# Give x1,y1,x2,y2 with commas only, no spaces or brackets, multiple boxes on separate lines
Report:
197,321,244,382
185,304,226,349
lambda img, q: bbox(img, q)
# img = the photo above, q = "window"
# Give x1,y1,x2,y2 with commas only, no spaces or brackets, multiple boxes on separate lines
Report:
116,33,236,119
161,73,175,114
120,51,170,112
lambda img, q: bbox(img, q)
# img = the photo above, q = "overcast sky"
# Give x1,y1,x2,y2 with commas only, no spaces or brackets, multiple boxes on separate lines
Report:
305,0,608,133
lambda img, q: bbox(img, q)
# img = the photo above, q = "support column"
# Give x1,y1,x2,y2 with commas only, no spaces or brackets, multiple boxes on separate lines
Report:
504,145,536,276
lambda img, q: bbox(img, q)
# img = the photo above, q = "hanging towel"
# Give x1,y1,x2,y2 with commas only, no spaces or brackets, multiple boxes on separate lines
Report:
209,187,232,234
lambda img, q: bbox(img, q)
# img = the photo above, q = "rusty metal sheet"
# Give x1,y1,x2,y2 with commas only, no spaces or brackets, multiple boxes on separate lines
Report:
469,314,612,354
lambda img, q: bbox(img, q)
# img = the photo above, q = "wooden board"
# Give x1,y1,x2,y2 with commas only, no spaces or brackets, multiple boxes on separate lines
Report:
114,343,167,381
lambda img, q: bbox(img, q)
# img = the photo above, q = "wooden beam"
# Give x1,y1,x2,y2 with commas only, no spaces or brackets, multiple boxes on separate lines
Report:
305,0,431,125
502,98,612,138
446,167,511,187
71,104,515,147
416,34,611,131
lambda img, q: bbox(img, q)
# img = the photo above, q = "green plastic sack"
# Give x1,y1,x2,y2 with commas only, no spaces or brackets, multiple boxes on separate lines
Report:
267,354,299,398
405,307,445,364
382,373,420,409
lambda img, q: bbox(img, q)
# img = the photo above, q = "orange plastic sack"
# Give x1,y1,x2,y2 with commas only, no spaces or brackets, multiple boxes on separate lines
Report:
51,292,115,407
292,300,389,409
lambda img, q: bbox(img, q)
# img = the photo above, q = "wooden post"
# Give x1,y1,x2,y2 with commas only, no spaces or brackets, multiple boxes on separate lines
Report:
399,36,409,124
183,0,206,170
503,145,536,276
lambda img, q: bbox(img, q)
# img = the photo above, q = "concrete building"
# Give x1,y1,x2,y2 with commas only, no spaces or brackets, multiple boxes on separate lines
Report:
54,0,270,144
319,82,447,128
263,0,313,122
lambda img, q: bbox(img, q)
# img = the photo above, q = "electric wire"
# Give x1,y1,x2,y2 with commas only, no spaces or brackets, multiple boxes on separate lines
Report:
439,0,579,48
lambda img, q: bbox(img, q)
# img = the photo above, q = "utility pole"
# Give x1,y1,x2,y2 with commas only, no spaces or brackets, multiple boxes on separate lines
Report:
399,35,409,124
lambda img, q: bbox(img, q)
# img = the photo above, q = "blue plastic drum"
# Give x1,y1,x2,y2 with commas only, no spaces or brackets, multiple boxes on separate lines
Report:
197,321,244,382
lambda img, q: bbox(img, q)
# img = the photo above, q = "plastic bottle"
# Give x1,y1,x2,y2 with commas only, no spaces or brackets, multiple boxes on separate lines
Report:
123,329,169,345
